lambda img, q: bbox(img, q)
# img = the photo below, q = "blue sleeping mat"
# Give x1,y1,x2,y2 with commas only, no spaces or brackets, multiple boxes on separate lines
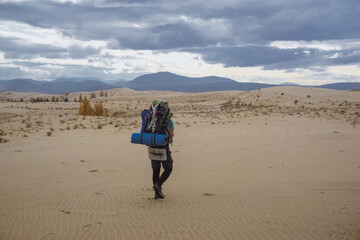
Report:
131,133,168,146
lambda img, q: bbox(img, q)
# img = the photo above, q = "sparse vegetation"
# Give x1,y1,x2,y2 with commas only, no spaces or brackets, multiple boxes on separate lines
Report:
0,137,9,143
94,101,104,116
78,97,93,116
112,111,126,118
30,97,49,102
77,98,108,117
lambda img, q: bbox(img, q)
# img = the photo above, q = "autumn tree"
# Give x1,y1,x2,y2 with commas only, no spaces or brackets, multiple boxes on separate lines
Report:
105,91,108,97
74,97,77,102
51,96,56,102
90,92,96,98
79,94,83,102
99,90,104,97
94,101,104,116
93,101,110,116
78,97,93,116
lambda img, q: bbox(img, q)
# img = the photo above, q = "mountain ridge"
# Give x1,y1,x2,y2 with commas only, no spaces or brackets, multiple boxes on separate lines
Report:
0,72,359,94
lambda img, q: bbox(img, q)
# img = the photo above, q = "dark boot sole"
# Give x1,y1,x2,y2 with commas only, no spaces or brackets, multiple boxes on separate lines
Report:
153,185,165,199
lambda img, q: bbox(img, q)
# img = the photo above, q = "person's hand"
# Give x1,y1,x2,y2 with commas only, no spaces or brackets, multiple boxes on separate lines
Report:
170,130,174,138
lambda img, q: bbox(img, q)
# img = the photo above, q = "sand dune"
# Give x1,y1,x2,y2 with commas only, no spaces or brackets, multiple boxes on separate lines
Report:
0,87,360,240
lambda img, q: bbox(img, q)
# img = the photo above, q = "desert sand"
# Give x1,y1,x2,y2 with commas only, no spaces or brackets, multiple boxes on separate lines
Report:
0,86,360,240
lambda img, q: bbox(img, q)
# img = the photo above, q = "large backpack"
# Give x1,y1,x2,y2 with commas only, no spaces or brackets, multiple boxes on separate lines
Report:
141,100,173,142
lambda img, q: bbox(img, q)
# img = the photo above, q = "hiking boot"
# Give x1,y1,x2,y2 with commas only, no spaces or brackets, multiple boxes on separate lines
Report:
154,191,163,199
153,182,164,199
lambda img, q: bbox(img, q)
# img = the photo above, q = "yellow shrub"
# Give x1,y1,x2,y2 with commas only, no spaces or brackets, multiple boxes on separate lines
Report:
78,97,93,116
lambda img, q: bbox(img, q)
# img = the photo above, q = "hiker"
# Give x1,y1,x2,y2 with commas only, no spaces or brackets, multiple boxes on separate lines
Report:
144,100,174,199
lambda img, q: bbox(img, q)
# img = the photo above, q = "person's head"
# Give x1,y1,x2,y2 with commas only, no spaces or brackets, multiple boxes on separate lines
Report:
150,100,172,119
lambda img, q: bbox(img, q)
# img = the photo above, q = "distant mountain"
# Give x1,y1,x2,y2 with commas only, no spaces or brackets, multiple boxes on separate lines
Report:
280,82,300,86
109,80,129,88
314,82,360,90
127,71,234,87
0,79,45,92
53,77,101,83
126,71,273,92
0,72,359,93
132,82,273,92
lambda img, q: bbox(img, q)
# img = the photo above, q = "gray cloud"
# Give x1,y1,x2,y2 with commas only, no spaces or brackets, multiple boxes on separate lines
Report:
0,66,24,80
0,37,101,60
0,0,359,80
331,50,360,65
0,63,117,81
0,37,67,59
193,0,360,42
1,0,357,45
110,22,215,50
67,44,101,59
1,0,359,45
185,45,360,70
44,64,115,80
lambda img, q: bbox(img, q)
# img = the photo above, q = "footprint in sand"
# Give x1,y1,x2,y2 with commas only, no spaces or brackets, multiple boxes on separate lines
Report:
203,193,214,196
83,222,103,231
40,233,55,240
60,210,70,214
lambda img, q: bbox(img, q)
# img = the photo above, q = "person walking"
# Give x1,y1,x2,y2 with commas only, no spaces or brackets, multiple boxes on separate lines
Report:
144,100,174,199
151,121,174,199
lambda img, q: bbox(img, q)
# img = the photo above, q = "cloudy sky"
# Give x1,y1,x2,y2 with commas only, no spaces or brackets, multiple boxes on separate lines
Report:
0,0,359,84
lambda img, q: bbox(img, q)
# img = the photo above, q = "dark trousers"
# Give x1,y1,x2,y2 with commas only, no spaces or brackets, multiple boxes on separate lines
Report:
151,146,173,187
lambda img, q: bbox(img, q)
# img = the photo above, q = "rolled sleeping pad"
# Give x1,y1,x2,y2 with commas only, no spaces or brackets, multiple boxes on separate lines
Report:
131,133,168,146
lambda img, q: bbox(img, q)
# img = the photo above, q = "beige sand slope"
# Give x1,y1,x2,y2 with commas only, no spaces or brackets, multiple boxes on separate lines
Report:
0,87,360,240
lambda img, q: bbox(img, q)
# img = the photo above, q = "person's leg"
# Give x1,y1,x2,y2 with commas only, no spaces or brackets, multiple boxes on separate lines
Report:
157,146,173,187
154,166,172,198
158,168,172,187
151,159,161,184
151,160,163,199
152,168,160,185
